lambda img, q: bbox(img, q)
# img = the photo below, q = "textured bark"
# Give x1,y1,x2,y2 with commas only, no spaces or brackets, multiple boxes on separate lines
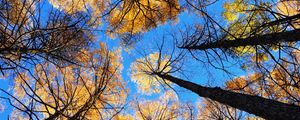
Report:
184,29,300,50
157,73,300,120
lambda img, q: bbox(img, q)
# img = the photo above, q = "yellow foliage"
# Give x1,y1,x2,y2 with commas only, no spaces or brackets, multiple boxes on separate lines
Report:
233,46,256,55
49,0,180,34
224,7,259,55
49,0,108,25
9,109,28,120
226,76,248,90
197,99,246,120
277,0,300,16
222,0,247,22
12,43,127,119
49,0,107,15
6,0,34,23
226,63,300,105
13,72,29,99
131,52,172,95
134,91,180,120
222,0,288,56
226,73,264,95
222,0,300,56
113,114,135,120
108,0,180,35
276,0,300,28
135,100,179,120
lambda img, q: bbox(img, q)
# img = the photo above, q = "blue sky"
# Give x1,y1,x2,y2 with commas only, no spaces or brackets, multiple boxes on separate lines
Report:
0,0,249,118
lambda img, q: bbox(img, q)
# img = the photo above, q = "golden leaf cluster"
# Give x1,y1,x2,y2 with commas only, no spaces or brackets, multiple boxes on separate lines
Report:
276,0,300,28
49,0,109,25
222,0,294,56
6,0,34,23
131,52,172,95
12,43,127,119
48,0,180,35
108,0,180,35
223,0,247,22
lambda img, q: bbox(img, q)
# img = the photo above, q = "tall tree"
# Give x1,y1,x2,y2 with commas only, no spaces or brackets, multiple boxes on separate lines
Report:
0,0,182,119
130,50,300,119
3,0,300,119
2,43,127,119
0,0,95,74
129,0,300,119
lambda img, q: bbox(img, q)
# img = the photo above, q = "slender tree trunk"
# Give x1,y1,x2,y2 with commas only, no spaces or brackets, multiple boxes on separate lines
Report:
181,13,300,50
156,73,300,120
182,29,300,50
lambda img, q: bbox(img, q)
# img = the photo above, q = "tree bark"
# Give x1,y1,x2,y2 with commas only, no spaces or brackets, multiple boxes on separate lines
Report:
156,73,300,120
183,29,300,50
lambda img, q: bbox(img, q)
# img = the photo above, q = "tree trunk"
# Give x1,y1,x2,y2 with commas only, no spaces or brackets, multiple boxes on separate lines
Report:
156,73,300,120
183,29,300,50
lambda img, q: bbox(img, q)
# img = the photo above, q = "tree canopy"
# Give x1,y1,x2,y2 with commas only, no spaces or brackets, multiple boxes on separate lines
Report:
1,0,300,119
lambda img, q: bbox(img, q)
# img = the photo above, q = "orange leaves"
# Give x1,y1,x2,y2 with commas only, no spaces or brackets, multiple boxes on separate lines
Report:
226,76,248,91
225,73,262,94
6,0,34,24
113,114,135,120
226,72,263,97
10,43,127,119
227,63,300,104
267,67,300,101
49,0,180,35
108,0,180,35
277,0,300,16
276,0,300,28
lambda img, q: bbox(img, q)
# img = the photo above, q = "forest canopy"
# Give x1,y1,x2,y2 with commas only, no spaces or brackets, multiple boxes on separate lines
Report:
0,0,300,119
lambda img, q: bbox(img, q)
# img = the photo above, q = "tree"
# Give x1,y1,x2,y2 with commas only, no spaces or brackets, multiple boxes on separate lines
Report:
0,0,95,75
129,0,300,119
49,0,181,45
130,51,300,119
225,52,300,105
0,0,181,72
3,0,300,119
0,0,182,119
1,43,127,119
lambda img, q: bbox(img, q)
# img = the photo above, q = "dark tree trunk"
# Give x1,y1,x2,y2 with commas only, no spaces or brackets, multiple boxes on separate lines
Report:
183,29,300,50
181,14,300,50
156,73,300,120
